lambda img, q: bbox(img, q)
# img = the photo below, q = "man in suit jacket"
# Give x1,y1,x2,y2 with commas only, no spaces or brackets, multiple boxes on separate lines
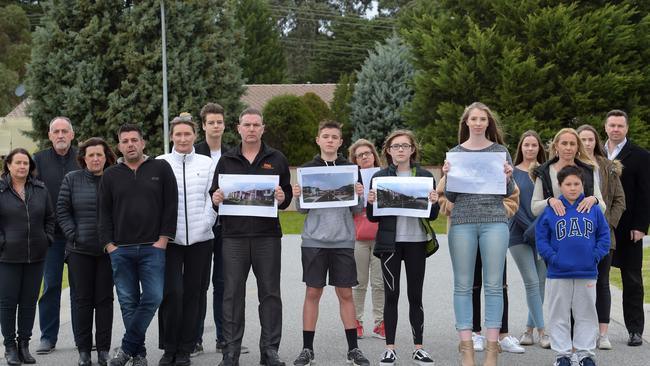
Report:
605,109,650,347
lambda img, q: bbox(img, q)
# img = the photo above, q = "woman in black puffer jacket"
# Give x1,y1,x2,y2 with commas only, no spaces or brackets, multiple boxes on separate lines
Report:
57,138,116,366
0,148,55,365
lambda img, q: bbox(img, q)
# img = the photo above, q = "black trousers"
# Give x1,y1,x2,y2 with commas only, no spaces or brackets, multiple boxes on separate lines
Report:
222,237,282,355
196,225,224,344
67,252,114,352
596,251,612,324
613,230,645,335
472,251,508,333
380,242,426,345
159,240,213,354
0,261,44,347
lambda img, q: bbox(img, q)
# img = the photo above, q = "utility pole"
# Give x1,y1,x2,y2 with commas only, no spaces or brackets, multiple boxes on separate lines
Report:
161,0,169,153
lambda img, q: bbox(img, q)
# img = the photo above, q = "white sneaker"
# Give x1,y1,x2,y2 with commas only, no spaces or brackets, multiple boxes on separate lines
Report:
519,331,534,346
499,335,525,354
539,334,551,349
379,349,397,366
597,335,612,350
472,333,485,352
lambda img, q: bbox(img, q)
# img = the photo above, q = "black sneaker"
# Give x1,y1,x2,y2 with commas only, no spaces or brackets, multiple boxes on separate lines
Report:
379,349,397,366
579,357,597,366
293,348,314,366
346,348,370,366
190,343,204,357
175,352,191,366
628,332,643,346
35,339,55,355
554,357,572,366
261,348,285,366
158,351,174,366
109,348,132,366
411,348,434,365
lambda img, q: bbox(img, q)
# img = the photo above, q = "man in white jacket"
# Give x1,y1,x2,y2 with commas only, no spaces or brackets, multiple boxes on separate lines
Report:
156,113,217,366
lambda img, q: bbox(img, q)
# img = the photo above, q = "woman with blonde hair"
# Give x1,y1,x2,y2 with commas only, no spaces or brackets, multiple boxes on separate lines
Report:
348,139,385,340
442,102,515,366
576,124,625,349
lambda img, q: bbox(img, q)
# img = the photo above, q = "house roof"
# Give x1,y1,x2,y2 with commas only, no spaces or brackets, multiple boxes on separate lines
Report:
241,84,337,110
5,83,338,119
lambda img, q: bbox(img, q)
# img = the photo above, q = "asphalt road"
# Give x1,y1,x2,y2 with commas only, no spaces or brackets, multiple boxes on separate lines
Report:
9,235,650,366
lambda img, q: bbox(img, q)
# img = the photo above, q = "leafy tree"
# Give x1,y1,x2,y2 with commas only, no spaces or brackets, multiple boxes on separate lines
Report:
262,94,318,165
330,72,356,152
235,0,286,83
400,0,650,163
349,35,414,149
26,0,244,154
300,92,333,122
0,4,30,115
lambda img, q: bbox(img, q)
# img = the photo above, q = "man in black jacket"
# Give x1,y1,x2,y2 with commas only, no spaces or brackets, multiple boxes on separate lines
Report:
605,110,650,346
210,108,292,366
98,124,178,366
33,116,80,355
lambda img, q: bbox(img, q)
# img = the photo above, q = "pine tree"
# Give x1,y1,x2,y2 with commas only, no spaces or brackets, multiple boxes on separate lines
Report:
349,35,414,149
0,4,30,115
26,0,244,154
330,72,356,152
400,0,650,163
235,0,286,83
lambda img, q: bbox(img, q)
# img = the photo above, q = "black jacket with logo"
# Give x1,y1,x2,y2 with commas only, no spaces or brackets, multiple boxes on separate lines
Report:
209,142,292,238
0,175,55,263
98,157,178,247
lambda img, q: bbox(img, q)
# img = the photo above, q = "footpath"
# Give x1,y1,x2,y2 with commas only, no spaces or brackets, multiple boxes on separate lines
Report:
12,235,650,366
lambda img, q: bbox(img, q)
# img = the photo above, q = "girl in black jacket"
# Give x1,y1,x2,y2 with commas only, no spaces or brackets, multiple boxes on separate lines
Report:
366,130,440,366
0,148,55,365
57,138,117,366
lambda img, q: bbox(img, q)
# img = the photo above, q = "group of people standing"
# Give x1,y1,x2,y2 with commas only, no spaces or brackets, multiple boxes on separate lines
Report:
0,102,648,366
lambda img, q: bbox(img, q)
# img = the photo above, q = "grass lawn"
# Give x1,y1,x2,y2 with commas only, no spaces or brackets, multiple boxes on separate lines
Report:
279,211,448,235
609,247,650,303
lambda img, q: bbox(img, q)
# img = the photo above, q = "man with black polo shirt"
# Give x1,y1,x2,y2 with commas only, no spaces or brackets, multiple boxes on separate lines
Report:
34,116,80,355
210,108,292,366
98,124,178,366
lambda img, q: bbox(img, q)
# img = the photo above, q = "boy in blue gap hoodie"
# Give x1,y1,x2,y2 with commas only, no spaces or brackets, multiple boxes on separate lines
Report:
291,120,370,366
536,166,610,366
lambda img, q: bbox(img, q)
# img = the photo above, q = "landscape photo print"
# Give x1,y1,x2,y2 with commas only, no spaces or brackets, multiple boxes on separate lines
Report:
297,165,359,209
218,174,279,217
372,176,433,218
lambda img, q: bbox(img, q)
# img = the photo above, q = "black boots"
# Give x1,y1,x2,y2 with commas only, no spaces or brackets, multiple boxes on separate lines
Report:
78,351,92,366
4,342,21,365
18,340,36,364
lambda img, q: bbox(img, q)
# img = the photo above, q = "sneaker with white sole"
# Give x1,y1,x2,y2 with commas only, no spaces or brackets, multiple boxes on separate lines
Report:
597,335,612,350
519,331,534,346
539,334,551,349
293,348,314,366
472,333,485,352
346,348,369,366
499,335,525,354
411,348,434,365
379,349,396,365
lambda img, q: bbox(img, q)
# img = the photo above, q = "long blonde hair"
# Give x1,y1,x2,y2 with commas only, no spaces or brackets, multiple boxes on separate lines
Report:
549,128,595,166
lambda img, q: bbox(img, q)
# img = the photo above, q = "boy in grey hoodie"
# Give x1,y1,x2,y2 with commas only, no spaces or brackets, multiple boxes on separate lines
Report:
291,120,369,366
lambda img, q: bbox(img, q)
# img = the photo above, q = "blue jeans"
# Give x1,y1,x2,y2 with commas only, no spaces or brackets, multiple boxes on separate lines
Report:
509,244,546,329
38,238,75,345
109,245,165,356
448,222,509,330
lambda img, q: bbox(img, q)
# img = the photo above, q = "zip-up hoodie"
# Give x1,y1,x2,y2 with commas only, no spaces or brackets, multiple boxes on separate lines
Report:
157,148,217,245
98,157,178,247
296,154,363,249
536,194,610,279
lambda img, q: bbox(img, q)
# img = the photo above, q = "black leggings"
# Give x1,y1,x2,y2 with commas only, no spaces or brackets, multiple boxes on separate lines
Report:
67,252,114,352
596,251,612,324
380,242,426,345
0,261,44,347
472,250,508,334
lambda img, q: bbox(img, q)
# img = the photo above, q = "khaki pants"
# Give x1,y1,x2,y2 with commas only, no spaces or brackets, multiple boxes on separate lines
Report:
352,240,384,326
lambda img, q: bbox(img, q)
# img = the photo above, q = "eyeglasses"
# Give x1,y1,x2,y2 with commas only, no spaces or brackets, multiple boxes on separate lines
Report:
355,151,372,159
389,143,413,151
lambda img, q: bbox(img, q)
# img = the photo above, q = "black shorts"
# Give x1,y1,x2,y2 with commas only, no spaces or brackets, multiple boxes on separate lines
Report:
301,247,358,288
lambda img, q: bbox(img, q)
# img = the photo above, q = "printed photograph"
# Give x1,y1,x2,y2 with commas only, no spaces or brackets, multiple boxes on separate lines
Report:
218,174,279,217
376,182,429,209
223,183,275,207
301,172,355,203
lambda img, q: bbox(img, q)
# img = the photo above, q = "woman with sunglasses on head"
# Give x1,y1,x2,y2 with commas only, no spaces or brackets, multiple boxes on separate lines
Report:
442,102,515,366
577,124,626,350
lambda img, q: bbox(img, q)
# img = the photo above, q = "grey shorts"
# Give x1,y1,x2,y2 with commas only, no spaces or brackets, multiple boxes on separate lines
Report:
301,247,358,288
